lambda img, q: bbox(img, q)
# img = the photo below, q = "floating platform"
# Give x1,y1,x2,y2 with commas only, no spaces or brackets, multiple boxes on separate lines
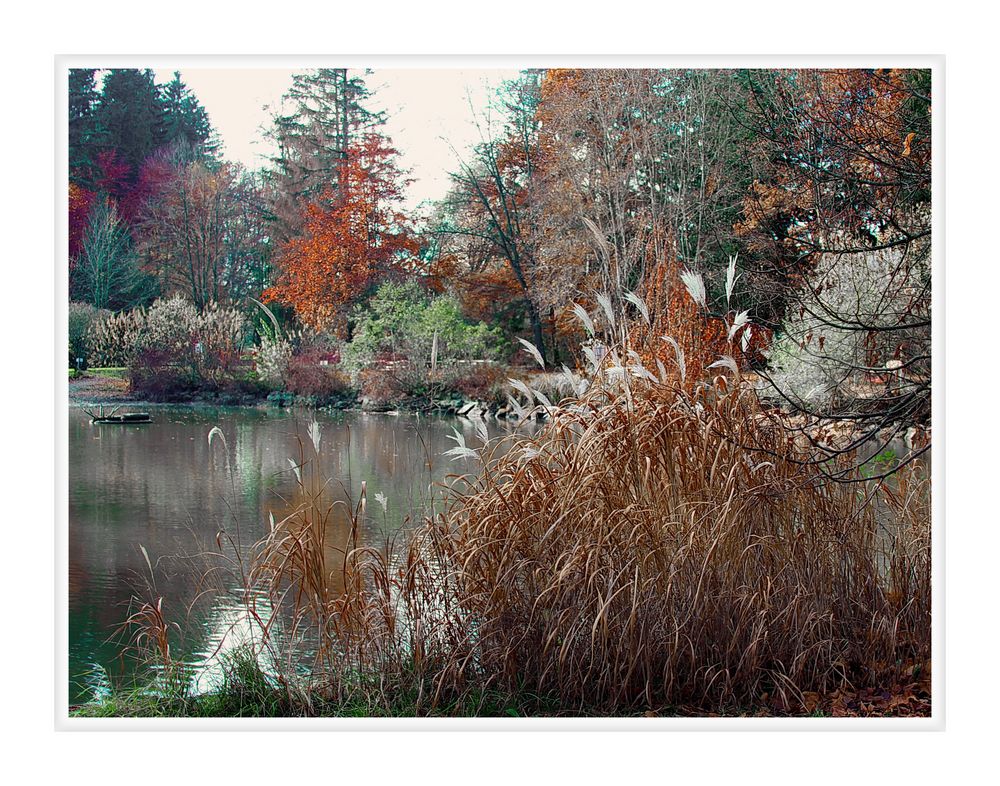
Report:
91,412,151,424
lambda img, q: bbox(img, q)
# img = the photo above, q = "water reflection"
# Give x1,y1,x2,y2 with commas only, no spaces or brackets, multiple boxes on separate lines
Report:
68,405,485,704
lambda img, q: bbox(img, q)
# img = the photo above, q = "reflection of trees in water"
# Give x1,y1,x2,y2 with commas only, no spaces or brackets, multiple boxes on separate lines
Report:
68,407,484,702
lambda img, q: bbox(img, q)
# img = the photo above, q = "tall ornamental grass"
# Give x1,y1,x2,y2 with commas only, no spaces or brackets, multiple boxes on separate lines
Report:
418,363,930,712
112,333,930,716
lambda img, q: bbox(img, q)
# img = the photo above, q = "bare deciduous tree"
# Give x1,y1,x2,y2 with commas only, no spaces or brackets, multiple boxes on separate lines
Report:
74,195,153,310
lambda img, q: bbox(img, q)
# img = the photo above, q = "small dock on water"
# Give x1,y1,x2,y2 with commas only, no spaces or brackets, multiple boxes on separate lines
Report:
84,405,152,424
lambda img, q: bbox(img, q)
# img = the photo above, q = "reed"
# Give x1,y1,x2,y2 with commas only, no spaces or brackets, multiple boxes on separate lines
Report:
416,362,931,714
103,338,930,717
111,545,191,701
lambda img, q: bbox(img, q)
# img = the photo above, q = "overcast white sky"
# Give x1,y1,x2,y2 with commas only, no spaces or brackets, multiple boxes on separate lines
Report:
153,68,520,213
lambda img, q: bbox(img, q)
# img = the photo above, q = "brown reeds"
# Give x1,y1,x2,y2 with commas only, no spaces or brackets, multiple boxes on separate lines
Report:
114,545,190,697
416,365,931,714
117,340,930,716
238,423,460,710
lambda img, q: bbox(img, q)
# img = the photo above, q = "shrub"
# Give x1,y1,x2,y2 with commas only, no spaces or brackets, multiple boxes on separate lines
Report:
127,364,194,398
357,367,407,408
135,295,201,371
68,301,109,366
85,295,252,397
440,362,508,406
296,330,343,365
344,281,507,372
283,355,354,405
197,302,249,379
354,361,508,409
87,308,145,367
127,297,250,395
252,329,353,404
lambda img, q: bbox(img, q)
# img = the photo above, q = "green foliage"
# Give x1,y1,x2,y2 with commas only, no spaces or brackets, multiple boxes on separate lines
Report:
265,68,386,241
69,69,101,184
159,71,220,157
860,448,898,479
344,280,507,371
92,69,165,179
69,366,127,380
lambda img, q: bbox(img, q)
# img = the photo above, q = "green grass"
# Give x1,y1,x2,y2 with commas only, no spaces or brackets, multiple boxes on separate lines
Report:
70,366,128,379
71,684,612,718
94,367,126,375
68,646,579,719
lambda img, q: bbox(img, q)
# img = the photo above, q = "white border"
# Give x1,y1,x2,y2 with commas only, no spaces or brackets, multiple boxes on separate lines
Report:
53,54,943,733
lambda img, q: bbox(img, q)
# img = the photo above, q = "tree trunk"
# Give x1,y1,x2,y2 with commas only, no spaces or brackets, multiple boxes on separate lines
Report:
526,298,546,366
340,68,350,161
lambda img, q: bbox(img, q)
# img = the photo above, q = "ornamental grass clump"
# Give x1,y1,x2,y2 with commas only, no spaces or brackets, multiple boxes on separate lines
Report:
200,421,461,713
421,354,930,713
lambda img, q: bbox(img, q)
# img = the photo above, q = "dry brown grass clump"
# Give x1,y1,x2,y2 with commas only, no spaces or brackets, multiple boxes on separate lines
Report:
226,424,467,713
421,368,930,714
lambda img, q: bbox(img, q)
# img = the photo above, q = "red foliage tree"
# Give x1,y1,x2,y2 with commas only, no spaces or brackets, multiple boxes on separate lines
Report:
263,134,417,333
121,149,178,226
68,182,96,263
94,150,131,203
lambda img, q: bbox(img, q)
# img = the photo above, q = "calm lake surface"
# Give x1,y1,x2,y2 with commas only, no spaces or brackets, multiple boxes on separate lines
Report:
68,404,487,705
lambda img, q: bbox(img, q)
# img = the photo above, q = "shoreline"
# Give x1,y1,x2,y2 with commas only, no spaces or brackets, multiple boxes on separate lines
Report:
67,372,515,421
68,372,930,453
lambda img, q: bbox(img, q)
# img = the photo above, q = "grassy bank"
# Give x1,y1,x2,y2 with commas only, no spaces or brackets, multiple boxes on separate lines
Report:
71,653,565,718
69,366,127,379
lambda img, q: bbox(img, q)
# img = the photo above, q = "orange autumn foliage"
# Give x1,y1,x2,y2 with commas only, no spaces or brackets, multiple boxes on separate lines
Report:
69,182,96,263
456,265,525,325
263,134,417,333
633,254,726,388
632,250,770,389
736,68,929,263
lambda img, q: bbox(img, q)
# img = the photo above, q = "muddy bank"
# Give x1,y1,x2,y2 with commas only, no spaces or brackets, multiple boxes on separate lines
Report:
68,374,133,403
68,373,267,407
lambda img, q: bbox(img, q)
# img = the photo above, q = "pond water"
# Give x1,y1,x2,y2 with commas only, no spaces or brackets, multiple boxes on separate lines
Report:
67,404,489,705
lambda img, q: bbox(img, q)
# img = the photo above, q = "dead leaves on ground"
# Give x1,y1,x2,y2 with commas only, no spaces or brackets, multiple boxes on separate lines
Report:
652,662,932,718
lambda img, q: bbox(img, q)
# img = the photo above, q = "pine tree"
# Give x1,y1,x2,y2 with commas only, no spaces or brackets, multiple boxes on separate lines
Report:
93,69,168,183
159,71,220,158
264,69,386,241
73,195,155,310
68,68,101,187
263,133,416,332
